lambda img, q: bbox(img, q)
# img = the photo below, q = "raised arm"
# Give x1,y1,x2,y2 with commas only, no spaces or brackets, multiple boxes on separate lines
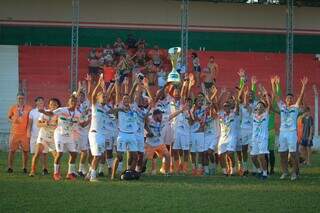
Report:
115,76,121,106
180,79,189,103
169,106,186,121
91,74,104,105
123,77,130,95
261,85,271,112
271,75,281,103
296,77,308,107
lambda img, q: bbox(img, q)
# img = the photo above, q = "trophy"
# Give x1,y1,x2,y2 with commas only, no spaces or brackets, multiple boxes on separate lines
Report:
167,47,181,84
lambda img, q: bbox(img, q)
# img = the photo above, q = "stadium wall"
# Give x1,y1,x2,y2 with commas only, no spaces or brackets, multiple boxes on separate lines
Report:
1,0,320,53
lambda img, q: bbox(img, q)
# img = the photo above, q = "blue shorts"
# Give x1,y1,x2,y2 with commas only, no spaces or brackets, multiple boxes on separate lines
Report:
301,139,313,147
193,66,201,72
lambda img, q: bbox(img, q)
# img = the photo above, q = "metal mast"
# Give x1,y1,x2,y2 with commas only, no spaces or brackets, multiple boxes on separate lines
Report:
286,0,294,94
70,0,80,92
180,0,189,74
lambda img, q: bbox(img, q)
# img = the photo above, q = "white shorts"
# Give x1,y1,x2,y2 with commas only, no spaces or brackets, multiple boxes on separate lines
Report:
29,135,38,154
117,131,138,152
204,133,218,151
217,135,237,155
250,138,269,155
54,133,77,153
162,124,174,145
190,132,205,152
77,133,89,152
135,134,145,153
88,131,106,156
240,129,252,146
36,133,55,154
173,131,190,151
278,130,298,153
105,131,117,151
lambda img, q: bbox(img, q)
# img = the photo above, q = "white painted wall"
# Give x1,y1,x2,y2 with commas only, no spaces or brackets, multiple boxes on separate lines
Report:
0,45,19,133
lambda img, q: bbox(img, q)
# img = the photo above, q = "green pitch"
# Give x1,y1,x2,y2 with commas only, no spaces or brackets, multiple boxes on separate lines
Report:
0,151,319,212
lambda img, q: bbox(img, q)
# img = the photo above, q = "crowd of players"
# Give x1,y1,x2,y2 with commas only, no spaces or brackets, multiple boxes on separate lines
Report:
6,65,314,182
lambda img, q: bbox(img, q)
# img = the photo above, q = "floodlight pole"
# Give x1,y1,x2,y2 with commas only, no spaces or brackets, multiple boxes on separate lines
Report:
70,0,80,93
286,0,294,94
180,0,189,73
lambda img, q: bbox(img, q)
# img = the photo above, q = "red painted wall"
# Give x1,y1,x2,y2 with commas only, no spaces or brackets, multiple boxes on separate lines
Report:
19,46,320,123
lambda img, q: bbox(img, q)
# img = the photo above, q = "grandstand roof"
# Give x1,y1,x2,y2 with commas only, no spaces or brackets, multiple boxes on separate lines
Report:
183,0,320,7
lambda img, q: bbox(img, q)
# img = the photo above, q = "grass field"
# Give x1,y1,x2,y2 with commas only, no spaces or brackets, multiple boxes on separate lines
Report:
0,151,319,213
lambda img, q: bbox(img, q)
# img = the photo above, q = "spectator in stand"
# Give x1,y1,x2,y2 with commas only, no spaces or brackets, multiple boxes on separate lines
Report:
88,48,96,60
88,49,104,68
201,67,215,92
149,45,163,68
299,106,314,166
136,39,146,50
103,44,114,64
116,53,133,83
126,34,137,49
135,48,146,66
7,92,32,174
113,38,126,56
207,56,219,83
146,59,157,85
191,52,201,86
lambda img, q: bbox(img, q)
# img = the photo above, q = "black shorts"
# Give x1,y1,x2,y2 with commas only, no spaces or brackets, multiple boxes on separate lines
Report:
301,139,313,147
194,66,201,72
204,82,213,89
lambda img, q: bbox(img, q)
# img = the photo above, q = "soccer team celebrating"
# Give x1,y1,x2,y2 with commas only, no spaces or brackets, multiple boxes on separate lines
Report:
6,67,312,182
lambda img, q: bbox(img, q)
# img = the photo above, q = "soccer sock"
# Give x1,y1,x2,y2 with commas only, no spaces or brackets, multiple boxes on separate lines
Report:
243,161,248,171
91,169,97,179
232,167,236,174
54,164,60,174
209,163,216,170
192,163,196,170
79,164,87,174
262,170,268,176
204,166,209,174
98,163,104,173
117,162,123,173
252,165,258,173
223,168,227,175
257,168,262,173
106,158,113,169
68,163,76,174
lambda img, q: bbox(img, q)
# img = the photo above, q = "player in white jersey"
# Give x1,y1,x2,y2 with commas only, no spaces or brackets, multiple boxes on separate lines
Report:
133,96,150,173
214,88,240,176
102,101,117,176
250,86,270,180
29,98,60,177
238,75,257,175
87,75,114,182
110,78,141,180
27,97,49,174
272,75,308,180
167,79,191,175
28,97,44,154
190,96,207,176
40,95,87,181
203,105,219,176
76,86,92,177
